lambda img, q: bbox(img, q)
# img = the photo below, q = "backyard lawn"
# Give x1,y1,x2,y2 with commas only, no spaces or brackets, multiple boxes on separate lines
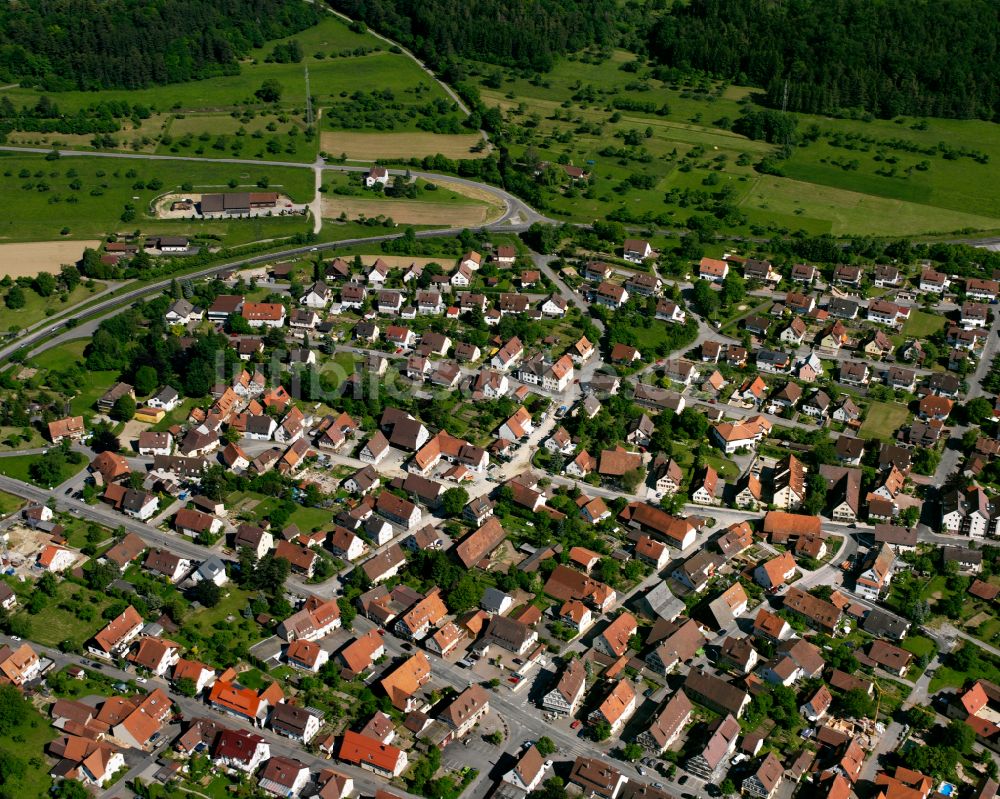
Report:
901,635,937,660
858,401,910,440
901,309,947,338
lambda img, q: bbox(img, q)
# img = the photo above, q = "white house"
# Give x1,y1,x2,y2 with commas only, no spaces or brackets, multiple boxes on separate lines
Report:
365,166,389,188
299,281,331,309
213,730,270,773
623,239,653,263
165,299,203,326
147,386,181,411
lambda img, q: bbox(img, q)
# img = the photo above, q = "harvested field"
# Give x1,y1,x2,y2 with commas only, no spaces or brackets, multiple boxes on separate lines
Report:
321,131,486,160
0,241,100,276
321,197,500,226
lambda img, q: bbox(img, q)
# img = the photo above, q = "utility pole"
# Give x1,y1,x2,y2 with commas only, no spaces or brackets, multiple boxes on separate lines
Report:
304,64,314,126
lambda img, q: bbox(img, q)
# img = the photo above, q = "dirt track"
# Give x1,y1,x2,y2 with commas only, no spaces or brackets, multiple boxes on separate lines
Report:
0,241,100,277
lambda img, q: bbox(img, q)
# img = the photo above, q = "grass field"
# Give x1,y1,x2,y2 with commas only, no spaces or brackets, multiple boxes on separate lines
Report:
12,581,114,648
902,635,937,659
69,368,121,417
858,401,910,440
739,175,999,236
0,153,314,242
0,280,104,331
321,131,485,160
254,497,335,531
0,452,88,486
0,426,46,451
0,698,55,798
0,14,463,164
901,309,947,338
29,338,88,371
0,490,25,516
464,49,1000,235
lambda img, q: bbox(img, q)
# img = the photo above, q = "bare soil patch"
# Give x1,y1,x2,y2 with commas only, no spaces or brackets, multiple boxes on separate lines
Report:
0,241,100,276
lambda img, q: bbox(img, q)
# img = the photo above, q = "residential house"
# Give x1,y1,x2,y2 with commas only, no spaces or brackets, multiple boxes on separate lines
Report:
699,257,729,282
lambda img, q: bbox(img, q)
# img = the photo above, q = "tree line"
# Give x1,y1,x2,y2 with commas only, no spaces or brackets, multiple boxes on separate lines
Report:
0,0,319,90
647,0,1000,120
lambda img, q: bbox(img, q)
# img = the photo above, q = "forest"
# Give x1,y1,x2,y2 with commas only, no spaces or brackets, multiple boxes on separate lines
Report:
0,0,319,91
329,0,626,72
334,0,1000,121
647,0,1000,120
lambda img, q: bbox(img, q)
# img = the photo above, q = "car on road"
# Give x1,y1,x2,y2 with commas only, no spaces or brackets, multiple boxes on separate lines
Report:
678,776,688,785
637,768,646,776
400,643,413,651
10,636,20,642
136,677,147,684
570,720,581,729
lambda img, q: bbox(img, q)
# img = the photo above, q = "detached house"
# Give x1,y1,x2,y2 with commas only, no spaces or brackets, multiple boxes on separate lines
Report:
594,281,629,309
919,267,949,294
698,257,729,282
624,239,653,263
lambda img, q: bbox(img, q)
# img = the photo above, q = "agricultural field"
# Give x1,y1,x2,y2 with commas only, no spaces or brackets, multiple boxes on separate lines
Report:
321,131,485,161
0,152,313,242
0,15,467,162
0,241,100,279
321,193,499,226
466,50,1000,236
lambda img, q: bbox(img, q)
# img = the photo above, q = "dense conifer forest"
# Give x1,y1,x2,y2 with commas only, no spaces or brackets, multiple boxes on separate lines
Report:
0,0,319,90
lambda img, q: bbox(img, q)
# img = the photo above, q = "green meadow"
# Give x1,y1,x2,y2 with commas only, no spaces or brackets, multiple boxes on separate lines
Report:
0,14,459,163
469,49,1000,236
0,152,314,242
